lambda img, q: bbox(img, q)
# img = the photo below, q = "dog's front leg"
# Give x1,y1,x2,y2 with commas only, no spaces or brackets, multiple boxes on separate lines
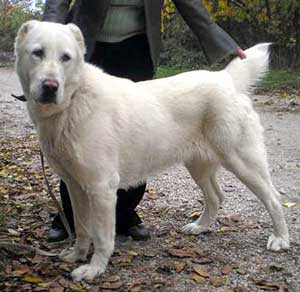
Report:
59,178,91,263
71,176,118,282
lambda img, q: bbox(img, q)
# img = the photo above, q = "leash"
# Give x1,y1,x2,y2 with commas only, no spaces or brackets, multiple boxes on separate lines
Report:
40,150,74,242
11,93,73,242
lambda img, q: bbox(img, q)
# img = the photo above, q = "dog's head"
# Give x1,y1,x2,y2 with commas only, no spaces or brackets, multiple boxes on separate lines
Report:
15,21,86,117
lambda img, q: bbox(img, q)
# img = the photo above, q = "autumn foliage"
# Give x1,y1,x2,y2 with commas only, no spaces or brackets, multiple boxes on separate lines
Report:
162,0,300,68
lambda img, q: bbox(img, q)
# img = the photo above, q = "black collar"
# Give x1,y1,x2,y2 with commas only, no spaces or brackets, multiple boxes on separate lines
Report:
11,94,27,102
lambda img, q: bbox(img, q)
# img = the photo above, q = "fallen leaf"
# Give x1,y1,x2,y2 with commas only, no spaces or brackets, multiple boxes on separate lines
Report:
170,230,178,237
68,282,85,291
58,263,72,272
168,248,196,258
5,265,12,275
49,287,64,292
89,288,100,292
283,202,297,208
7,228,20,236
190,211,201,219
193,265,210,278
210,276,227,287
234,286,248,292
14,265,31,276
23,274,44,284
128,250,138,256
218,226,238,233
153,279,166,290
191,273,206,284
99,280,123,290
128,280,146,291
112,255,133,266
0,186,9,196
143,251,156,258
103,275,121,282
58,278,70,288
146,188,158,200
174,261,186,273
37,282,51,288
254,279,287,291
192,257,213,264
242,220,260,230
30,255,44,264
34,227,46,238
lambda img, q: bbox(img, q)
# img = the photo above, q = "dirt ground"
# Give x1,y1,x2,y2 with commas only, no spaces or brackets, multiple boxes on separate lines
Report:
0,67,299,291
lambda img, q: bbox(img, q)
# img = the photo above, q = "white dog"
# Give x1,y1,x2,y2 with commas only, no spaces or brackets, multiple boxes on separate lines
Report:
15,21,289,281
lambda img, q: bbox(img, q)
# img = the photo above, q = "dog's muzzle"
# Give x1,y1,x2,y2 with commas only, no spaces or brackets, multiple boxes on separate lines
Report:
38,79,59,104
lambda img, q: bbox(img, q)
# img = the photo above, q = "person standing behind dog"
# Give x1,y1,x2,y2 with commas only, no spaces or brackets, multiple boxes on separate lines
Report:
43,0,246,242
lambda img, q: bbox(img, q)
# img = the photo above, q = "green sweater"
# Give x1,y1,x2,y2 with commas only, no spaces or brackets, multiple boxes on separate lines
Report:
97,0,146,43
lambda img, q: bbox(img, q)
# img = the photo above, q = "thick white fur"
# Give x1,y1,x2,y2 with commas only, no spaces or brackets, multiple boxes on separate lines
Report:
15,21,289,281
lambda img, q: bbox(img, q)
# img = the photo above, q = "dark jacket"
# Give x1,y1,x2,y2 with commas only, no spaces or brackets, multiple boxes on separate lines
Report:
43,0,239,66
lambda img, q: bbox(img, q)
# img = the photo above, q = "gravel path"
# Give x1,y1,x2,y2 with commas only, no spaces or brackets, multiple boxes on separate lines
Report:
0,67,299,291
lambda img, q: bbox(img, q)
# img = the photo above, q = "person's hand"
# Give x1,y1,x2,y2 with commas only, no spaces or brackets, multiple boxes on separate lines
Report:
237,47,247,59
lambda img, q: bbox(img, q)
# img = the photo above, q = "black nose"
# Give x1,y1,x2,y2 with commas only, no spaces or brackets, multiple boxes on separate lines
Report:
40,79,59,104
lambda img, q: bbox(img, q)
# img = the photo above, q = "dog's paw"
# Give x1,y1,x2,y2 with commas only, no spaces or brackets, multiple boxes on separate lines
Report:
267,234,290,251
59,248,87,263
71,264,105,281
181,222,209,235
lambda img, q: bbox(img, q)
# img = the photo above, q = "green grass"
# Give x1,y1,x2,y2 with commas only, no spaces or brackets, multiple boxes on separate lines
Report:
259,69,300,91
156,66,300,91
155,66,185,79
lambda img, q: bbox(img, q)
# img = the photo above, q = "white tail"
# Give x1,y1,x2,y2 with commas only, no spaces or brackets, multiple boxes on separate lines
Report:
226,43,271,94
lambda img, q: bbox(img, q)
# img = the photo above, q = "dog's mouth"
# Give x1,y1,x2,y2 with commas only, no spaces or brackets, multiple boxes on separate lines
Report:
37,92,57,104
37,79,59,104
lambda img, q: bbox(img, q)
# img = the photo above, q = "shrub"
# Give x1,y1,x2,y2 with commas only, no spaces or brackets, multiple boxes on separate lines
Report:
0,0,42,52
161,0,300,69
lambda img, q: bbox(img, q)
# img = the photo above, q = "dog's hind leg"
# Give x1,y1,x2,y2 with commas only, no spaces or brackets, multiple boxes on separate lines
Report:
210,172,225,205
182,161,222,235
59,179,91,263
222,150,289,251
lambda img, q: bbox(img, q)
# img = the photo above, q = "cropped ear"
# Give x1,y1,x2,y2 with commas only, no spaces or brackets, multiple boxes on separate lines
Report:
16,20,39,44
15,20,39,53
67,23,86,56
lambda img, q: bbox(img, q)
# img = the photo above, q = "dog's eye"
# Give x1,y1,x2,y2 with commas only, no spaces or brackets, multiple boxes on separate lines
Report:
32,49,44,58
61,53,71,62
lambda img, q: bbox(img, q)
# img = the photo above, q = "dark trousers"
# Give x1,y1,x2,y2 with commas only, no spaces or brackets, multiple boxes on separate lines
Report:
53,34,154,234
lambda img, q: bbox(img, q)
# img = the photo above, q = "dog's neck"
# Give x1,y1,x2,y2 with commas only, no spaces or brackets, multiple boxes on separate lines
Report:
33,86,94,155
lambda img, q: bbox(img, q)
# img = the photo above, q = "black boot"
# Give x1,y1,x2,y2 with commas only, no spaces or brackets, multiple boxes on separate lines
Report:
126,223,151,241
47,180,75,242
48,214,71,242
116,183,151,241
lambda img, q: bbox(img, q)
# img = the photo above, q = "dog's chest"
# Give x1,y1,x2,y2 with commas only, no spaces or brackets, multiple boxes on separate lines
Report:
37,122,80,179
